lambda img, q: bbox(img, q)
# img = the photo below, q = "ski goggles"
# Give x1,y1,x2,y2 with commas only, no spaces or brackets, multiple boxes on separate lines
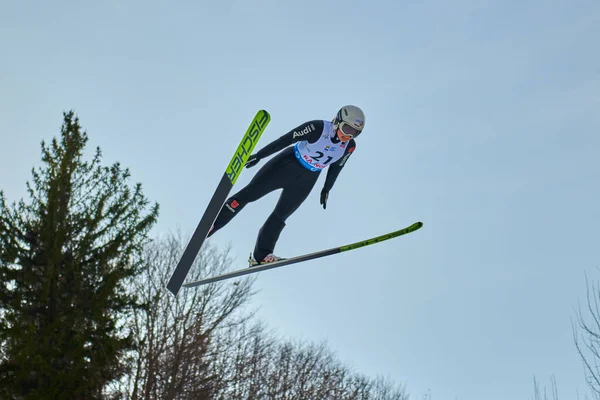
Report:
337,122,361,138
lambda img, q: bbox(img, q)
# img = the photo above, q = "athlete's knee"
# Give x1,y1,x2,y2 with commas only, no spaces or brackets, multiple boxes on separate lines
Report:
210,196,246,236
273,203,300,223
224,196,247,215
261,208,284,226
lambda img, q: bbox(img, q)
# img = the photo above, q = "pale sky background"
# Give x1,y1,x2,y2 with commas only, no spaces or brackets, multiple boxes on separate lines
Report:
1,0,599,398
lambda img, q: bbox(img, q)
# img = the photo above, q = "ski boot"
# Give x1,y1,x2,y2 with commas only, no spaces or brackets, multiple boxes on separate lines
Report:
248,253,285,267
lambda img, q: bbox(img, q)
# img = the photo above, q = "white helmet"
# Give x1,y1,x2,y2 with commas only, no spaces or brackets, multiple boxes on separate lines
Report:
333,105,365,138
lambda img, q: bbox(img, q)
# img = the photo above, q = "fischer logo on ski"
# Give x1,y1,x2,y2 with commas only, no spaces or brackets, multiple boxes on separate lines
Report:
226,112,270,184
166,110,271,296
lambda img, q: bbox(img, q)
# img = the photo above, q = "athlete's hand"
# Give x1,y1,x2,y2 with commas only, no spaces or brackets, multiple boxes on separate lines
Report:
245,154,260,168
320,189,329,210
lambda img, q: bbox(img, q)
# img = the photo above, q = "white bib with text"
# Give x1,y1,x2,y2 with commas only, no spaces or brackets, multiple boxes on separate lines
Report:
294,121,347,172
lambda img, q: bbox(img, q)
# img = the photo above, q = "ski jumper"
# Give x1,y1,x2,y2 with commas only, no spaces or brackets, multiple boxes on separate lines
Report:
208,119,357,262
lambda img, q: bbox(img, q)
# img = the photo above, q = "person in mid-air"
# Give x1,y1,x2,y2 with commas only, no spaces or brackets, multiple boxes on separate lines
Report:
207,105,365,266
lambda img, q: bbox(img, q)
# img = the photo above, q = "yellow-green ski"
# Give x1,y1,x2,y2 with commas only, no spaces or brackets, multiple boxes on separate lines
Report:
167,110,271,295
182,221,423,289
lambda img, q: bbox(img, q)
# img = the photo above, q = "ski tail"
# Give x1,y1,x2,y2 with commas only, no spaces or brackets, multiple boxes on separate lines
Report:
182,221,423,289
166,110,271,296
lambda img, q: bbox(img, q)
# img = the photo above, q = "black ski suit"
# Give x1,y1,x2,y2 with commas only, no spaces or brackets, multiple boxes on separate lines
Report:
208,119,357,262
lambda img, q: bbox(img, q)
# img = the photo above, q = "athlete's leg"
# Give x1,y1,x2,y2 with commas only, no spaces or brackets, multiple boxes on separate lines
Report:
208,148,297,237
253,169,320,261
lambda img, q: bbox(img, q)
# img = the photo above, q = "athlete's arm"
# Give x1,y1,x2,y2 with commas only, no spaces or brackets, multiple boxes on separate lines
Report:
323,139,356,192
254,120,324,159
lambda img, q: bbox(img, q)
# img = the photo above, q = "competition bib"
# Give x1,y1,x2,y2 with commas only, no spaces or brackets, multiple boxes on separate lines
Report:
294,121,347,171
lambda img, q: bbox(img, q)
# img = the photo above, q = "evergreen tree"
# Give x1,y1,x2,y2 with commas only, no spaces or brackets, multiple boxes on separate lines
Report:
0,111,159,400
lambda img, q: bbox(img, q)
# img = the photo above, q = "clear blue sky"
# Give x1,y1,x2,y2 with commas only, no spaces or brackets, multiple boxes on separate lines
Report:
1,0,599,398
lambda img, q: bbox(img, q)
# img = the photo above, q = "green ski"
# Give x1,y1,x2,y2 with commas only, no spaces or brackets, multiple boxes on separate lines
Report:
166,110,271,295
182,221,423,289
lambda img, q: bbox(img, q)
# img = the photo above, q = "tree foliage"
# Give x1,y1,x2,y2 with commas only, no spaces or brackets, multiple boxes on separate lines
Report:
0,111,159,399
0,110,409,400
116,232,409,400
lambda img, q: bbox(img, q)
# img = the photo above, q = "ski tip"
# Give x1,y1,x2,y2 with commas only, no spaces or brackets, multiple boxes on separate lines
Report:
257,109,270,118
410,221,424,230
